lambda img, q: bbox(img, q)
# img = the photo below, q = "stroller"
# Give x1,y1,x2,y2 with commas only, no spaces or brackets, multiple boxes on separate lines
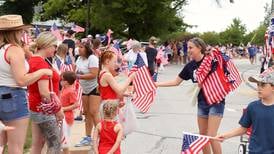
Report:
238,109,252,154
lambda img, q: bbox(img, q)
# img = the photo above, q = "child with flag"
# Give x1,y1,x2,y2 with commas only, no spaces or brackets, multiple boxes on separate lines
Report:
60,71,78,154
98,51,135,111
216,68,274,153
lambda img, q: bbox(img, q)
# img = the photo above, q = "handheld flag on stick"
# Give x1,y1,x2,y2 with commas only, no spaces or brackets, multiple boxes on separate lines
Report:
21,31,32,45
182,132,210,154
130,53,156,113
106,29,113,47
35,25,40,38
51,23,63,41
71,24,85,33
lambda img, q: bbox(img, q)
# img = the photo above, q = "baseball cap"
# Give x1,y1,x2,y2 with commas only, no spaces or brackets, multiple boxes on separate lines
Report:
248,68,274,85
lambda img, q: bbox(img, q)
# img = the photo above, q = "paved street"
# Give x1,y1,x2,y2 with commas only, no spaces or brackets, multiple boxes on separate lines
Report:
70,58,261,154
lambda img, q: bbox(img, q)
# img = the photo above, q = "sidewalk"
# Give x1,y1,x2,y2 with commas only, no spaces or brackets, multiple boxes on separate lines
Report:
69,120,93,154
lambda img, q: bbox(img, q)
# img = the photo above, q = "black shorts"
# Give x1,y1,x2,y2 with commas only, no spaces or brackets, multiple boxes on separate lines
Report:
82,88,100,96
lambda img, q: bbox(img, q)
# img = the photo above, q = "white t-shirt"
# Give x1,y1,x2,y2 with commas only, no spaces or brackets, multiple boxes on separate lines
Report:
124,50,148,70
74,47,79,56
76,55,99,94
0,44,29,87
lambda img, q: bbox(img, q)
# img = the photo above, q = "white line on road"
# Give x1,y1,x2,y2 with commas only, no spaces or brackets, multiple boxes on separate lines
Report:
226,108,237,112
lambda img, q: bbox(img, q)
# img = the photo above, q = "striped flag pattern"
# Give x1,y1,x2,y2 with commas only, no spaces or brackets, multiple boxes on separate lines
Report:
130,53,156,113
60,63,83,112
263,28,273,70
60,63,73,72
71,24,85,33
182,133,210,154
195,49,241,104
21,31,32,45
106,29,113,47
58,120,67,145
223,56,242,91
51,23,63,41
75,79,83,112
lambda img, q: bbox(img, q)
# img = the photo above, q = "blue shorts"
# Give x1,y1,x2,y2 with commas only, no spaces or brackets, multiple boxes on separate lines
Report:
0,86,29,122
197,100,225,118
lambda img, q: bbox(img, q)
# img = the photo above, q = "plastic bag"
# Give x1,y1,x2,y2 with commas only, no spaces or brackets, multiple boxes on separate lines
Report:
119,97,138,136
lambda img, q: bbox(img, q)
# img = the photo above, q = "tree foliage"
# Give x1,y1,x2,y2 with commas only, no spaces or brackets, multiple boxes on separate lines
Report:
219,18,246,45
244,24,267,46
200,31,221,45
0,0,44,24
42,0,189,40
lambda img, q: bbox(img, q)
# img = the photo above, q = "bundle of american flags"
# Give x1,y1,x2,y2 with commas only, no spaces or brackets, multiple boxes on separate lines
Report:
182,132,210,154
195,48,241,104
129,53,157,113
263,18,274,70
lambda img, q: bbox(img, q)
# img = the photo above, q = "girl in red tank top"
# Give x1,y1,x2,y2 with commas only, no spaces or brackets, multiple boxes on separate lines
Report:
98,51,135,101
93,101,123,154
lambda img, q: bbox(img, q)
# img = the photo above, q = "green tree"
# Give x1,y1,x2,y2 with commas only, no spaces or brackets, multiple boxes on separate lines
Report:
244,24,267,46
262,2,271,27
220,18,246,46
0,0,44,24
200,31,221,45
42,0,189,40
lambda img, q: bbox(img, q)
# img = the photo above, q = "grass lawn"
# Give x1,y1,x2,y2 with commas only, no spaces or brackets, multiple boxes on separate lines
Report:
24,122,32,153
3,121,32,153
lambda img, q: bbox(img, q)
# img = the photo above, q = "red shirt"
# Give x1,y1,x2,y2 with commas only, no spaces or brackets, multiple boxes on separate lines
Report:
99,71,118,100
60,87,77,125
99,120,121,154
28,56,60,112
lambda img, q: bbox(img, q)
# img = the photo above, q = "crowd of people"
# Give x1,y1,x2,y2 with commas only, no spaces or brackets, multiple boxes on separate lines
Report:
0,14,274,154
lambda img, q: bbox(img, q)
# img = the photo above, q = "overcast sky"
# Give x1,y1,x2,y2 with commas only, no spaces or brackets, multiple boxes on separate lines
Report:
182,0,270,33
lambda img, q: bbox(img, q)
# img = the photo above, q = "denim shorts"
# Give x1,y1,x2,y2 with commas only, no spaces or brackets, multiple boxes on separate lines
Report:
0,86,29,122
197,100,225,118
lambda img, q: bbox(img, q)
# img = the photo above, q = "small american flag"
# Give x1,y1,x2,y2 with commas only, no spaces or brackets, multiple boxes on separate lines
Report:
130,53,156,113
75,79,83,112
60,63,73,73
106,29,113,47
182,133,210,154
71,24,85,33
21,31,32,45
51,23,63,41
35,25,40,38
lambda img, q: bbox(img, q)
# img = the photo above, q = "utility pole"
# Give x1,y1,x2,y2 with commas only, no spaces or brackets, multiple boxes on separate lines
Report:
85,0,90,36
272,0,274,15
